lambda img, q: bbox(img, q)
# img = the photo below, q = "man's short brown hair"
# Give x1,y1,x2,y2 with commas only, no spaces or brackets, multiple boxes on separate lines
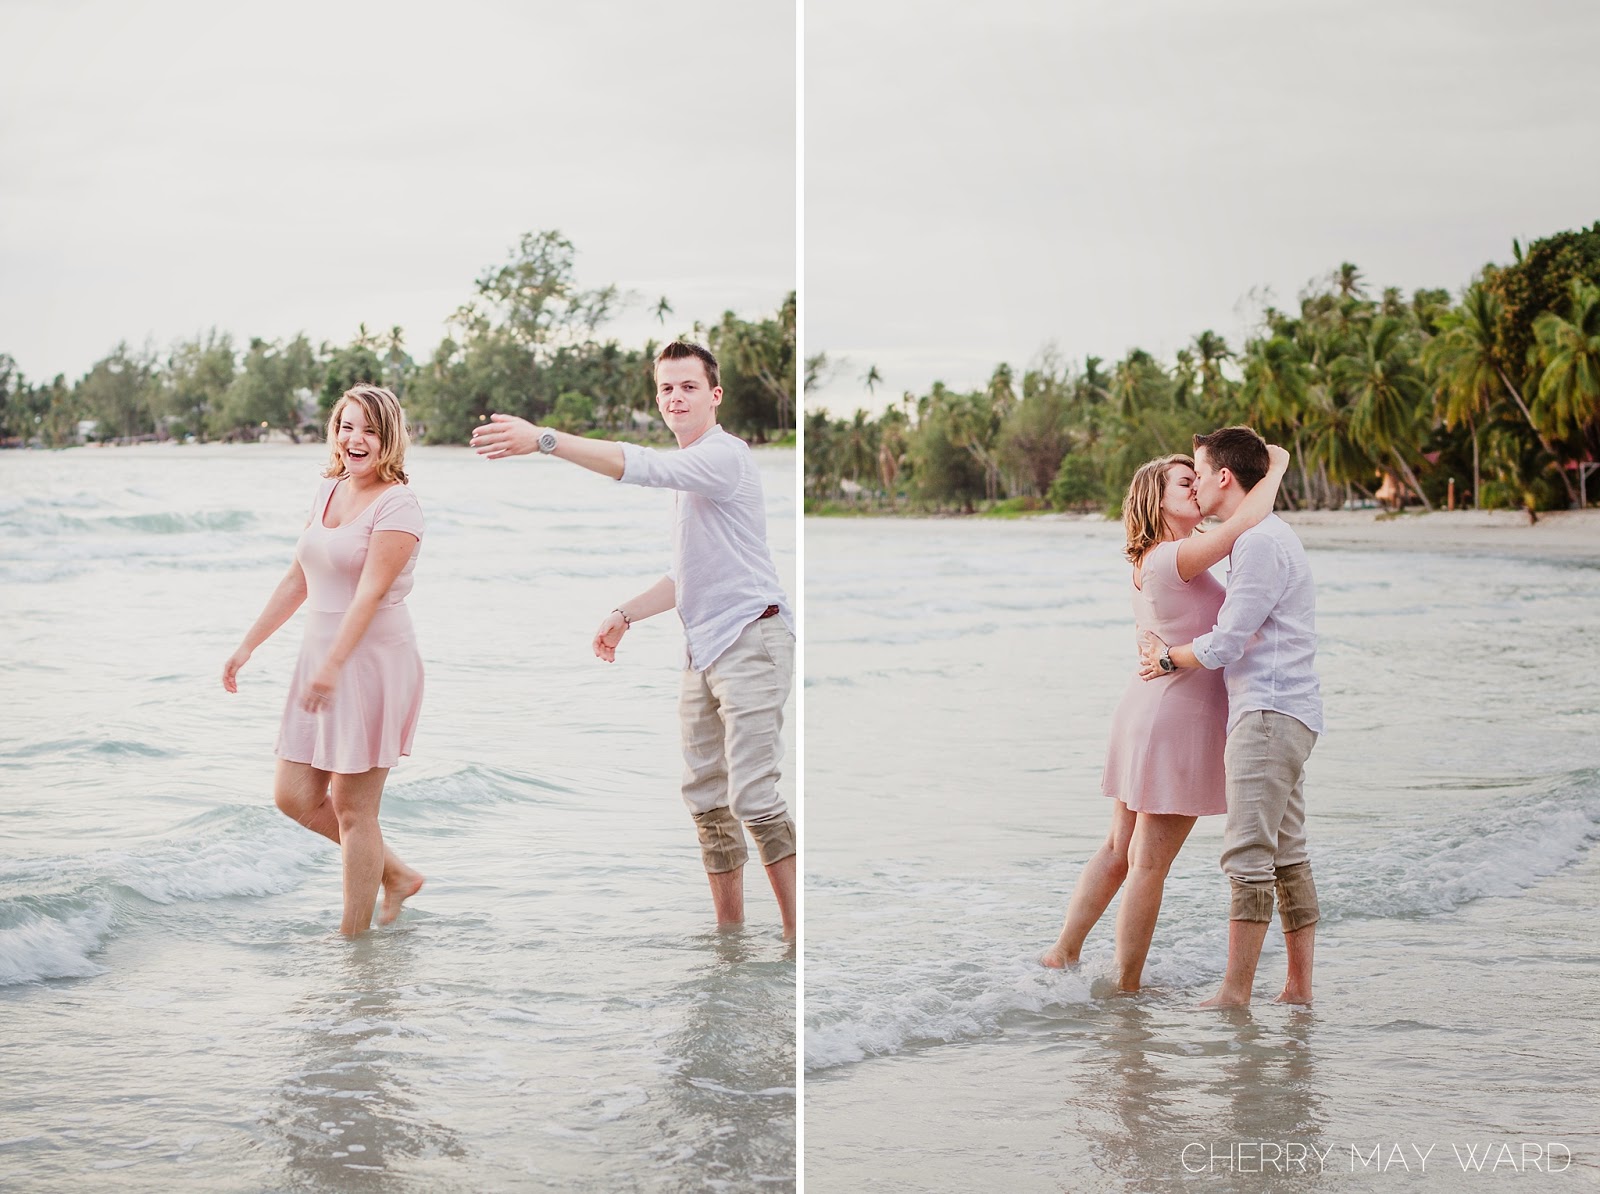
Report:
654,340,719,390
1194,426,1269,491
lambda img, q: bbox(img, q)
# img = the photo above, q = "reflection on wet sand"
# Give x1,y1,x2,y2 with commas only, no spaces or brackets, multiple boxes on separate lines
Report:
642,928,796,1188
260,932,468,1192
1069,1000,1327,1191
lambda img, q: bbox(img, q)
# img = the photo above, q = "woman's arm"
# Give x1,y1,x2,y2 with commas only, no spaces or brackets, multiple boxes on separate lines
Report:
1174,444,1291,582
298,530,418,712
593,573,677,662
222,559,309,692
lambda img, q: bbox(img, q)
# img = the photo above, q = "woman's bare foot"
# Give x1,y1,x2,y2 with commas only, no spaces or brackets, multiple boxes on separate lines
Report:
1039,944,1079,969
379,867,425,925
1272,986,1312,1005
1198,988,1251,1009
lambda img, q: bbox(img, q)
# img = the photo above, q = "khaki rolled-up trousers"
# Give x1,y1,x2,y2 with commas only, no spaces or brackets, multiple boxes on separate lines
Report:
1220,710,1320,931
679,616,796,873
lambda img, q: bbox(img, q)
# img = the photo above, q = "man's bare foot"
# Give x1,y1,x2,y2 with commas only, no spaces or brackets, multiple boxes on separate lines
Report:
1272,987,1312,1005
1198,988,1251,1009
379,868,424,925
1039,944,1079,969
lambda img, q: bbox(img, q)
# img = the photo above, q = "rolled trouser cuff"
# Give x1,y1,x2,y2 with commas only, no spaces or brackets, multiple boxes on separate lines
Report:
693,806,748,874
1275,861,1321,932
747,815,796,867
1229,879,1275,923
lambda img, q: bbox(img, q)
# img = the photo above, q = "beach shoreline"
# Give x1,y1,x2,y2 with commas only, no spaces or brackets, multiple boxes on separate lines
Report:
1270,508,1599,560
810,506,1600,561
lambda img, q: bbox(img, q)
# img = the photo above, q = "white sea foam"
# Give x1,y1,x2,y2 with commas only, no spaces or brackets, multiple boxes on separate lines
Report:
1317,777,1600,920
0,903,113,986
805,777,1600,1071
0,813,319,985
114,824,316,904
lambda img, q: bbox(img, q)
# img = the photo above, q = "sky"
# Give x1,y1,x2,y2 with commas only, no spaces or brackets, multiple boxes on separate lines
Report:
804,0,1600,415
0,0,795,383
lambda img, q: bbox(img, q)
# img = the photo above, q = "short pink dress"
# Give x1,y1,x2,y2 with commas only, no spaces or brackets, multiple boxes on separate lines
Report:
275,477,424,774
1100,539,1228,816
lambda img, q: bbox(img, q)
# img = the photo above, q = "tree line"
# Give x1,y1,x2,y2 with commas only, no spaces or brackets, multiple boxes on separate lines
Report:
0,231,796,450
806,224,1600,514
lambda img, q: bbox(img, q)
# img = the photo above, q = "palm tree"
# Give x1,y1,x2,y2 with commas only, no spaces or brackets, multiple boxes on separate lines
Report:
1192,330,1233,416
1426,285,1577,506
863,364,883,395
1336,262,1367,300
1530,279,1600,443
1238,334,1312,503
1333,317,1434,510
1423,287,1508,508
842,410,879,492
653,295,673,325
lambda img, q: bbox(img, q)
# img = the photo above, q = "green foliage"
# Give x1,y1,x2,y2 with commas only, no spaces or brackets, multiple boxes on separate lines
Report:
1488,222,1600,388
804,224,1600,516
549,390,596,432
320,343,385,416
1,230,791,454
1049,453,1102,510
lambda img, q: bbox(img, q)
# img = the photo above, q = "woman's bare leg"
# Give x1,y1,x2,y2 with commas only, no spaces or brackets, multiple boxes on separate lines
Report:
1041,800,1136,968
1114,812,1197,991
326,767,390,937
274,760,423,926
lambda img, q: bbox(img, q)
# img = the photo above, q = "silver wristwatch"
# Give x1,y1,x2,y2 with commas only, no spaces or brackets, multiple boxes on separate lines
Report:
1158,645,1176,673
537,429,558,454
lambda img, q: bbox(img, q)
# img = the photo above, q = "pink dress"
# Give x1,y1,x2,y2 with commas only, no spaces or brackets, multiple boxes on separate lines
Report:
1100,539,1228,816
275,477,424,774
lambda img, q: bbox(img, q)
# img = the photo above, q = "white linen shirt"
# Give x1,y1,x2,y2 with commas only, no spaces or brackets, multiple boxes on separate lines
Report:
1192,514,1324,735
618,426,793,671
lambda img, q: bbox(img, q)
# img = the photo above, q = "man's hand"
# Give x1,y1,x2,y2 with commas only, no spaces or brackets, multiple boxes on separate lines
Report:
471,413,541,459
593,610,629,663
1137,631,1167,681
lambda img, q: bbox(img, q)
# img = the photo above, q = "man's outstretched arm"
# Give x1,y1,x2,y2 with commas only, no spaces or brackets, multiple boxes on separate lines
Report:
593,574,676,662
471,414,624,480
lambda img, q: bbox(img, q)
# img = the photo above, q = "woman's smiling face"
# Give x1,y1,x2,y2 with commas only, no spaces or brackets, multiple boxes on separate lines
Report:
336,400,383,476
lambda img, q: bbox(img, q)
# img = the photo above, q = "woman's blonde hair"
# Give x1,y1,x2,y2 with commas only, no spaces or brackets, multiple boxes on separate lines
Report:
1123,454,1194,565
323,385,409,484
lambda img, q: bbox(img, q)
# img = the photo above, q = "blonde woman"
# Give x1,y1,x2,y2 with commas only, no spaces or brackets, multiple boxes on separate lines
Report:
1040,444,1289,989
223,385,426,936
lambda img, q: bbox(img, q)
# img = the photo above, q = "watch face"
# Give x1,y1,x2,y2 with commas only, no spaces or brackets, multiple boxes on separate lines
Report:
538,431,558,453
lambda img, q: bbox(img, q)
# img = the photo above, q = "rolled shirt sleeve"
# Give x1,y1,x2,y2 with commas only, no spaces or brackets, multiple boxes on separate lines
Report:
1192,532,1288,670
620,437,740,501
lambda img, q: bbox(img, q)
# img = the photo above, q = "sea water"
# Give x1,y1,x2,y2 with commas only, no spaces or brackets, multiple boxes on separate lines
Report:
0,442,796,1192
803,517,1599,1192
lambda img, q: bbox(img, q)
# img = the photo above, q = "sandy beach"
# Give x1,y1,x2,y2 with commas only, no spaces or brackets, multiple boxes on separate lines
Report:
1278,507,1600,560
1019,506,1600,561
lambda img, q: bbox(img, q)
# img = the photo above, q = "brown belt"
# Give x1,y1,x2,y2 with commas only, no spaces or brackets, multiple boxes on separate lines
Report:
757,605,780,620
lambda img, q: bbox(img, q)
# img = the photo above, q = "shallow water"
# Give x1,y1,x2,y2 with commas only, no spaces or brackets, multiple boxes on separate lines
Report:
803,517,1600,1191
0,442,797,1191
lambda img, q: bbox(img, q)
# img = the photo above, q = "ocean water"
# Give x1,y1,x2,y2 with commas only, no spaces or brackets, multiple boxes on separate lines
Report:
0,442,797,1192
803,517,1600,1192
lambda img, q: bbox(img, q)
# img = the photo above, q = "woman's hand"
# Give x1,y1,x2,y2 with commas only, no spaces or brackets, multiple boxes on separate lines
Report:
301,660,341,713
593,610,629,662
221,647,251,693
1267,444,1290,473
1136,631,1165,681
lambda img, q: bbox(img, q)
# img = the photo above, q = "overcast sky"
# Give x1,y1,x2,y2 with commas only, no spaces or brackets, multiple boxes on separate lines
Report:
805,0,1600,415
1,0,795,383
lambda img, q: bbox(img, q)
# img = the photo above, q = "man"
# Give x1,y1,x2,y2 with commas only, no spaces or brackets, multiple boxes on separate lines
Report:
470,341,797,939
1137,426,1323,1006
